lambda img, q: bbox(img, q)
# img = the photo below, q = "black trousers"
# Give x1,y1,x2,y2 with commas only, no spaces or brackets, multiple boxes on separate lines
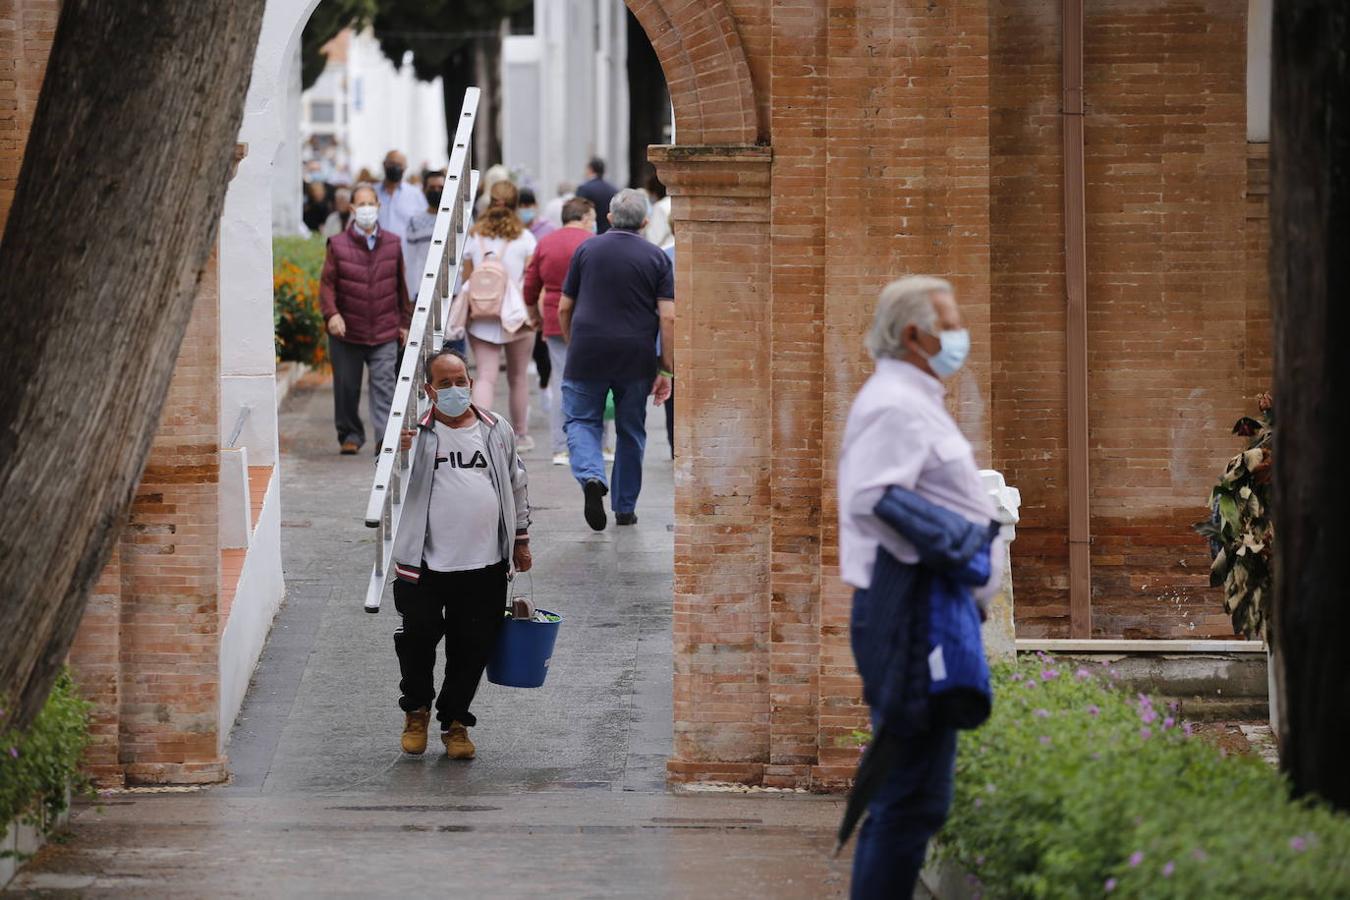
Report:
393,560,508,729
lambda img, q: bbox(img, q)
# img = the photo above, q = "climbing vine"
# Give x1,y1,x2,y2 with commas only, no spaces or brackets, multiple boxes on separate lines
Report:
1194,394,1274,641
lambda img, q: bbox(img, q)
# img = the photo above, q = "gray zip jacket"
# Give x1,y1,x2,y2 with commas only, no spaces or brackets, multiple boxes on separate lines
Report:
392,404,530,583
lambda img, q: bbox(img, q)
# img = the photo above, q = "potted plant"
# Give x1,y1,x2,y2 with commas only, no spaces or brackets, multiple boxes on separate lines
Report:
1194,393,1276,728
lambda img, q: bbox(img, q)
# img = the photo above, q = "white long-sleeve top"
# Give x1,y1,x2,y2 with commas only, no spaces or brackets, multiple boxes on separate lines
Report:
838,358,1003,598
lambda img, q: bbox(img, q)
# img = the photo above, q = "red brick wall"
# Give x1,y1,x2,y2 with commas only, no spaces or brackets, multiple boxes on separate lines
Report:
990,0,1261,638
113,247,223,784
0,0,58,230
654,0,1267,785
1245,143,1271,396
3,0,226,786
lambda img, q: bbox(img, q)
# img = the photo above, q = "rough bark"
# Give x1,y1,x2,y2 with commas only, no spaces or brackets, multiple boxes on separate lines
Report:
1269,0,1350,810
0,0,267,734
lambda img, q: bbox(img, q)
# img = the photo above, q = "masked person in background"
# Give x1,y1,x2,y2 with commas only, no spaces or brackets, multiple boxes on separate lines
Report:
518,187,555,240
402,170,446,301
838,276,1003,899
375,149,423,238
393,349,532,761
319,184,411,456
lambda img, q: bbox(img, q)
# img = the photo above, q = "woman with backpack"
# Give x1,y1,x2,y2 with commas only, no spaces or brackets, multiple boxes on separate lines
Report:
461,179,539,450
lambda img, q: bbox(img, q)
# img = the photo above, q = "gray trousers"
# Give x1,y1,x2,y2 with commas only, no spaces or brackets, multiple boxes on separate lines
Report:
545,335,568,454
329,336,398,449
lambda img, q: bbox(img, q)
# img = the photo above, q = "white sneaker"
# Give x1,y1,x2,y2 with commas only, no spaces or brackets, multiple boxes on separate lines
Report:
603,448,616,463
551,452,569,466
516,434,536,452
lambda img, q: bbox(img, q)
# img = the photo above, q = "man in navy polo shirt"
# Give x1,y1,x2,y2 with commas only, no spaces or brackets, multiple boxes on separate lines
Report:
558,188,674,531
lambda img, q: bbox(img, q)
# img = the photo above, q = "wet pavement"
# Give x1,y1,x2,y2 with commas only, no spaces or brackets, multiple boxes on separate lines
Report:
12,373,850,897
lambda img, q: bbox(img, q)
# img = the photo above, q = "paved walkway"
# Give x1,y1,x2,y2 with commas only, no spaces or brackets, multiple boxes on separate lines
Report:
13,374,850,897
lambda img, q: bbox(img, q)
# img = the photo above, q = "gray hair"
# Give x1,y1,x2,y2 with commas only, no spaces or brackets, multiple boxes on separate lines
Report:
864,276,952,360
609,188,649,231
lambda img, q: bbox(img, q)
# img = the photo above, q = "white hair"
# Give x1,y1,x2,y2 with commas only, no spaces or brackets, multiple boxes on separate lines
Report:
609,188,649,231
864,276,953,360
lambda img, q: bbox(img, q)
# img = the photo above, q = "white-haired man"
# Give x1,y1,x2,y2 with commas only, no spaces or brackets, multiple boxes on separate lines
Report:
838,276,1002,899
558,188,674,531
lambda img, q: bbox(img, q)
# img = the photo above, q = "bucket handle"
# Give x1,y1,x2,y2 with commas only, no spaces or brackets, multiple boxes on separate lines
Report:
506,569,535,614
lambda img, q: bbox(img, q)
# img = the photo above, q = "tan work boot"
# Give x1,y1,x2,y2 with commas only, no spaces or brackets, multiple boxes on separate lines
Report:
442,721,475,759
401,708,430,754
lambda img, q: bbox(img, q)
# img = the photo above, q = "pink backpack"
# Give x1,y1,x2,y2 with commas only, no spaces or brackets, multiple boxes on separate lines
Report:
466,247,509,320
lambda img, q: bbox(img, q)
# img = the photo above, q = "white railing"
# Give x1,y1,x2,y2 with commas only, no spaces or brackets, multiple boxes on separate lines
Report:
363,87,480,612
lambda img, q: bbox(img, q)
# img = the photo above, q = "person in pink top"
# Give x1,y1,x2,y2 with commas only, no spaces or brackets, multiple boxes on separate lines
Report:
522,196,596,465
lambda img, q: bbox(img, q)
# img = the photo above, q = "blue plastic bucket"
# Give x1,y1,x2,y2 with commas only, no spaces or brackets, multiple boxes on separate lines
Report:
486,610,562,688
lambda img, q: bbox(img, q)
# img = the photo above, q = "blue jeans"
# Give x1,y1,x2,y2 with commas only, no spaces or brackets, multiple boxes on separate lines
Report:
562,376,651,513
850,726,958,900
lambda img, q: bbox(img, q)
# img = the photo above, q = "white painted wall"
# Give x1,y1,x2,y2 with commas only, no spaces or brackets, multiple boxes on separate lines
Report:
218,470,285,746
303,29,450,181
214,0,322,743
505,0,629,196
273,44,305,234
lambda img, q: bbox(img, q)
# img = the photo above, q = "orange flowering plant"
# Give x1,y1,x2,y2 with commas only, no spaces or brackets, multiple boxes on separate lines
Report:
273,236,329,368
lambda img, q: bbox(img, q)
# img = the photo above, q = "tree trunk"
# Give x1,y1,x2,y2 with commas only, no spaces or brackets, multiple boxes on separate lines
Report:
1269,0,1350,811
438,45,478,164
0,0,267,734
473,28,505,167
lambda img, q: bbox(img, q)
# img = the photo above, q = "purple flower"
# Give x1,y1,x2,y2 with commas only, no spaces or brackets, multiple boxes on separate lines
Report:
973,797,983,808
1039,735,1053,747
7,747,16,759
1191,848,1208,862
1128,851,1144,868
1163,716,1175,730
1041,668,1060,681
1140,727,1153,740
1034,708,1051,719
1168,700,1180,713
1137,693,1153,708
1075,667,1092,680
1140,708,1158,725
1162,861,1175,878
1290,836,1308,853
1087,704,1101,716
1010,671,1024,682
1183,722,1194,737
1105,877,1118,893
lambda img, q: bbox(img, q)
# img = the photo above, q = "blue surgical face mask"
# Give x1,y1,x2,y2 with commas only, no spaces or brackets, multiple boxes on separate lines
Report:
920,328,970,379
433,385,472,417
519,208,536,225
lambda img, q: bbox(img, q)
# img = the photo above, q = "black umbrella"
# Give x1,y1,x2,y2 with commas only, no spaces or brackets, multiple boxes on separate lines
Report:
834,725,903,857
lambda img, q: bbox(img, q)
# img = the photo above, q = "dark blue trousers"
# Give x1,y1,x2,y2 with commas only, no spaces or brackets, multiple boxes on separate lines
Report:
850,726,958,900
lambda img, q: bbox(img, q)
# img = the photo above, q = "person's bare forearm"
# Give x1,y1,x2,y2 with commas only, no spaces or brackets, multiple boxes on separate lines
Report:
659,319,674,371
658,300,675,371
559,295,574,343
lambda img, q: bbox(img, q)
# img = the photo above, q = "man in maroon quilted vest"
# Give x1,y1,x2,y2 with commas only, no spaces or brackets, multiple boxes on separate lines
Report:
320,184,413,455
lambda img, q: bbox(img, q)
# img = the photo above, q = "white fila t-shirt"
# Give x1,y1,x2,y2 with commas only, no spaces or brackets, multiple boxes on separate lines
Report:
422,420,503,573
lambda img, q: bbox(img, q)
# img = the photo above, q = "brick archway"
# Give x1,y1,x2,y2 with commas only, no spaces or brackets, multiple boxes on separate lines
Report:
623,0,762,145
618,3,777,786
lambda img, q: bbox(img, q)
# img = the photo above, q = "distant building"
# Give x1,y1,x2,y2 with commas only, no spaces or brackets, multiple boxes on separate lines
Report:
301,28,449,187
500,1,671,194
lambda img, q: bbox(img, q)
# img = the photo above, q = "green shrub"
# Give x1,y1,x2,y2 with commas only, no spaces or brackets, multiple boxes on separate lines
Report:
0,671,91,845
939,655,1350,898
273,235,329,368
